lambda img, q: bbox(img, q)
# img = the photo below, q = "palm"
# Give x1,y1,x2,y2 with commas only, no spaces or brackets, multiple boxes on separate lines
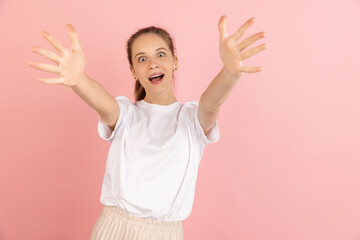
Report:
59,48,86,86
220,37,244,76
218,15,267,77
29,24,86,86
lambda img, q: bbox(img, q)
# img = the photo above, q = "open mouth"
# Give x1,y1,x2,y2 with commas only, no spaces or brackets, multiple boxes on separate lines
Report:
148,74,164,84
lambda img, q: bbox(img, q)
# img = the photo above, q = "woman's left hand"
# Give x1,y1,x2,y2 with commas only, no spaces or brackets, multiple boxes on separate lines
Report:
218,15,267,78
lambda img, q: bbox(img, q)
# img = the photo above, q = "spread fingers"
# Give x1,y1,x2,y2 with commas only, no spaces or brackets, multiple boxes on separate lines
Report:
28,61,60,73
66,24,83,51
31,46,61,63
241,43,268,60
238,32,266,52
41,31,67,54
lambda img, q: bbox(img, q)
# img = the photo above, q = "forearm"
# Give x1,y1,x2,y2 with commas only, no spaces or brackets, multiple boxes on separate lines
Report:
70,73,117,118
200,66,240,112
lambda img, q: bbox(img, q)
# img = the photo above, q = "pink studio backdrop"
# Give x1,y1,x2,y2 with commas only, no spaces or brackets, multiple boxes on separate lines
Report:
1,0,360,239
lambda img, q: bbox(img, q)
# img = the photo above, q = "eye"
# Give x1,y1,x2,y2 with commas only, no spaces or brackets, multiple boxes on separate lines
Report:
158,52,165,57
138,56,146,62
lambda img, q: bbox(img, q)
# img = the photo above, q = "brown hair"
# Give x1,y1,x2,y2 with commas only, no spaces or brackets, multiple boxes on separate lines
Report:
126,26,177,101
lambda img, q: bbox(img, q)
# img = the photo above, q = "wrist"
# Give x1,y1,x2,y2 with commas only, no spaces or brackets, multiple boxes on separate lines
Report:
70,72,88,89
222,65,243,80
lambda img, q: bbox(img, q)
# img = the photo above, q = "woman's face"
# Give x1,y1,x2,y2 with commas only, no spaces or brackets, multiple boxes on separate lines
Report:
130,33,178,100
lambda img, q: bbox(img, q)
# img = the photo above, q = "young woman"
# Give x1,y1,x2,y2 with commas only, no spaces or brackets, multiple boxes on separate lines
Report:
29,15,267,240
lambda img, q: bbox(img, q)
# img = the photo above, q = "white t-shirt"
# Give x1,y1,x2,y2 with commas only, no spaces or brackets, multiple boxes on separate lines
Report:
97,95,220,221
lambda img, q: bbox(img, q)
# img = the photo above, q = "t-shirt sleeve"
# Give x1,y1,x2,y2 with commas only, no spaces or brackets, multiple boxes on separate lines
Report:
97,95,133,142
186,101,220,145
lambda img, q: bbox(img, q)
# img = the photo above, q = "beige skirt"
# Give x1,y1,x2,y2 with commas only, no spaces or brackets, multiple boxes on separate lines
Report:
90,205,184,240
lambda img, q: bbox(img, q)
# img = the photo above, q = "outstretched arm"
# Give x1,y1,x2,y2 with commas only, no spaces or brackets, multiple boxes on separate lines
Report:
29,24,119,130
198,15,267,135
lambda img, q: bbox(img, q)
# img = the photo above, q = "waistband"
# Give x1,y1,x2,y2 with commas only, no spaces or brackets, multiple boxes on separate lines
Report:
102,205,183,231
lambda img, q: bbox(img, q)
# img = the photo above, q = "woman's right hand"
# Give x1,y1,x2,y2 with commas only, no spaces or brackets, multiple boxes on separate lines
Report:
29,24,86,87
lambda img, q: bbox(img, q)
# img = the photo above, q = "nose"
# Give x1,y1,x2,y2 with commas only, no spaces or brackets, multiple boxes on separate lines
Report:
148,58,159,69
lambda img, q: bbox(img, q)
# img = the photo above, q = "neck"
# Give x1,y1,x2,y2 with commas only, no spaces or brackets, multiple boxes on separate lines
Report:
143,95,177,106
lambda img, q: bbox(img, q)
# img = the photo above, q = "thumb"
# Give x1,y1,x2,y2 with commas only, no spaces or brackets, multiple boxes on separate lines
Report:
218,15,228,41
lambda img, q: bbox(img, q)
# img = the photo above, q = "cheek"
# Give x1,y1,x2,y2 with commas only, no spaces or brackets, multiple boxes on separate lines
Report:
134,64,146,73
161,60,173,69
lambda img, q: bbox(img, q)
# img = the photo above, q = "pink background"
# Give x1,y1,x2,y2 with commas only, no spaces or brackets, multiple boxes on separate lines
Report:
1,0,360,239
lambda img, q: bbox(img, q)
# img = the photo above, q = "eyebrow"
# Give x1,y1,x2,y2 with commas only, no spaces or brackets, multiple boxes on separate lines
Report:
134,47,168,60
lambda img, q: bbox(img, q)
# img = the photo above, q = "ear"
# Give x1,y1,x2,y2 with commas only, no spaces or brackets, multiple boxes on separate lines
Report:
129,65,136,79
174,55,178,69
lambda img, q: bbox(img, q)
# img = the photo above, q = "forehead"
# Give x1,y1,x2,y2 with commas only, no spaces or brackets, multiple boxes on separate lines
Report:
132,33,169,54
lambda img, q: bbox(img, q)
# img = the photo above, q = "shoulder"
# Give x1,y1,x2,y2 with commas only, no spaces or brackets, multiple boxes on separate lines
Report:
115,95,133,104
182,100,199,109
